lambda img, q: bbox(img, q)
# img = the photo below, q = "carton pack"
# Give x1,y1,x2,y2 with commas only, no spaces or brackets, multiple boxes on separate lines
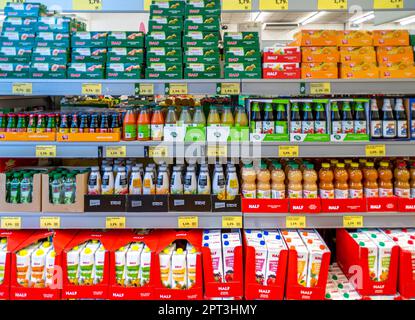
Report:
150,1,185,16
291,30,338,47
302,63,338,79
185,47,220,63
379,62,415,79
149,16,184,32
145,63,183,79
225,47,261,64
71,32,108,48
0,32,35,47
185,0,221,15
0,63,30,78
246,238,267,285
67,63,105,79
203,230,223,283
106,63,143,80
263,62,301,79
4,2,47,17
36,17,72,33
146,47,183,64
340,62,379,79
302,47,339,63
223,32,259,47
224,63,261,79
71,48,107,64
159,244,174,288
32,47,68,64
0,47,31,63
350,231,379,281
183,31,218,47
171,248,187,289
222,232,241,283
107,32,144,47
30,63,67,79
184,15,220,32
3,17,37,33
35,32,70,48
263,47,301,63
339,46,377,64
338,31,373,47
374,30,409,46
107,48,144,64
146,32,182,47
377,46,414,64
184,63,220,79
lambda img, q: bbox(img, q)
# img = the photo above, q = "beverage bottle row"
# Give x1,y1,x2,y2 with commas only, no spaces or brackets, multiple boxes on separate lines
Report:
370,98,408,139
48,168,87,205
6,169,42,204
330,101,367,135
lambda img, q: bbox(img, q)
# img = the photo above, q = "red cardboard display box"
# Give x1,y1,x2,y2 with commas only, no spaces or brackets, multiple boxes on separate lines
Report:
242,198,289,213
397,198,415,212
321,198,367,213
396,247,415,299
336,229,399,296
263,47,301,63
366,196,398,212
263,63,301,79
289,198,321,214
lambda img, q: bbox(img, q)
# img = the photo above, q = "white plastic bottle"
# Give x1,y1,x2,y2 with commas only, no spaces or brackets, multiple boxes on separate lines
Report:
184,166,197,195
156,165,170,195
101,166,115,195
129,166,142,195
143,167,156,195
226,166,239,200
170,166,183,195
212,165,226,199
88,166,102,195
197,165,211,195
114,166,128,195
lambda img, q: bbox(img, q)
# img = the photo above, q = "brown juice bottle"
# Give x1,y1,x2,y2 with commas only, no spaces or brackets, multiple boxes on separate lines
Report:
364,162,379,198
395,162,410,198
303,163,318,199
334,163,349,199
319,163,334,199
287,164,303,199
348,162,363,199
378,161,393,198
410,162,415,199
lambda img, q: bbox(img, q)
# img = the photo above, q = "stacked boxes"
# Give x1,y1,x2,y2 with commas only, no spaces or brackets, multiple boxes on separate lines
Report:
263,47,301,79
325,263,361,300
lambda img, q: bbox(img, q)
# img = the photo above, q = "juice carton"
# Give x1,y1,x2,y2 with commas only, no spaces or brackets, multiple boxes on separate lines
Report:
262,62,301,79
186,243,198,289
351,232,378,281
159,244,174,288
66,242,87,285
265,238,286,286
301,47,339,63
203,231,223,283
292,241,309,287
301,63,338,79
338,31,373,47
339,46,377,64
30,241,53,288
0,239,7,285
44,249,56,287
263,47,301,63
245,230,264,242
125,242,143,287
94,244,106,284
140,245,152,286
373,30,409,46
115,245,129,286
291,30,338,47
171,248,187,290
222,234,241,283
377,46,414,64
0,47,32,63
78,241,99,285
247,239,267,285
146,32,182,47
304,242,329,287
16,242,39,287
340,62,379,79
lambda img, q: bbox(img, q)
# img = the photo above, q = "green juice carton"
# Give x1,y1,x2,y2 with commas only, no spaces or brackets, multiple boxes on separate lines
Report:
107,32,144,47
2,17,37,33
36,17,72,33
184,15,220,32
31,47,69,64
150,1,185,16
106,63,143,79
0,63,30,78
225,47,261,64
147,47,183,64
0,32,36,47
224,63,262,79
4,2,47,17
184,47,220,63
71,32,108,47
184,63,220,79
145,63,183,79
224,32,260,47
146,32,182,47
0,47,31,63
148,16,184,33
30,63,67,79
35,32,70,48
67,63,105,79
185,2,221,16
72,48,108,64
107,48,144,64
183,31,219,47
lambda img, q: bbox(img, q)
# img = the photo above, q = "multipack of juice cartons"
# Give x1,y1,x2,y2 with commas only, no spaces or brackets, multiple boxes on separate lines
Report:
262,47,301,79
325,263,361,300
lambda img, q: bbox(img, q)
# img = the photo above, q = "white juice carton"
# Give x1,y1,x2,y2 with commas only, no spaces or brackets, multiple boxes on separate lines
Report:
66,242,87,285
384,229,415,280
249,239,267,285
79,242,99,285
125,242,143,287
171,248,187,290
30,241,52,287
159,244,174,288
282,231,309,287
264,240,285,286
115,245,129,286
139,245,152,286
222,232,241,283
304,241,329,288
0,239,7,285
44,249,56,287
16,242,39,287
351,232,379,281
186,244,198,289
203,231,224,283
94,244,106,284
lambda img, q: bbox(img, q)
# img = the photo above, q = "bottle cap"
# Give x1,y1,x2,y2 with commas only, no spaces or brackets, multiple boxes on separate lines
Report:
336,163,345,168
322,163,330,169
365,162,374,167
350,163,359,168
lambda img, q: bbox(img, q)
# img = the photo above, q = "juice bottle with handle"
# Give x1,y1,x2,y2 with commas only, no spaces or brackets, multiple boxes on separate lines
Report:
319,163,334,199
334,163,349,199
271,162,286,199
137,107,151,141
411,162,415,199
151,106,164,141
395,162,410,198
348,163,363,199
363,162,379,198
378,161,393,197
287,163,302,199
303,163,318,199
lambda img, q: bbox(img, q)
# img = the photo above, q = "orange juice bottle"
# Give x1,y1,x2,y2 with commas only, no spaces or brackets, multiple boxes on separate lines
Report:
287,163,302,199
378,161,393,197
364,162,379,198
123,108,137,141
150,106,164,141
411,162,415,199
137,107,151,141
303,163,318,199
319,163,334,199
348,163,363,199
334,163,349,199
395,162,410,198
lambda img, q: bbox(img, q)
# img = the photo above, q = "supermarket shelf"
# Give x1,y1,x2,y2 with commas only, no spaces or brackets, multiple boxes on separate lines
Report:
244,212,415,229
0,212,241,229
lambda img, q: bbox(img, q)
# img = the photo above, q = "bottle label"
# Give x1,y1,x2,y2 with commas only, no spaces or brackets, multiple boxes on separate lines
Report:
370,120,382,138
198,176,207,187
151,124,164,140
319,189,334,199
290,121,302,134
272,189,286,200
332,121,342,134
302,121,314,134
354,121,367,134
132,178,142,189
138,124,150,139
262,121,275,134
412,120,415,138
124,124,137,139
395,188,410,198
257,189,271,199
334,189,348,199
382,120,396,138
397,120,407,138
364,188,379,198
275,121,287,134
314,121,326,134
250,122,262,134
242,189,256,199
342,121,354,134
411,188,415,199
288,189,302,199
302,189,317,199
379,188,393,198
349,188,363,199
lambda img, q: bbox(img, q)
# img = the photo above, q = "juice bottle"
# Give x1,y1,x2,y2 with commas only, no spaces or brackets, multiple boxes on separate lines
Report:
410,162,415,199
319,163,334,199
287,163,302,199
151,106,164,141
123,109,137,141
129,166,142,195
184,166,197,195
88,166,101,195
303,163,318,199
378,161,393,197
262,103,274,134
370,99,382,138
241,163,257,199
257,163,271,199
363,162,379,198
207,106,221,127
221,106,235,127
0,113,6,132
156,166,169,195
114,167,128,195
178,106,193,130
395,162,410,198
234,106,248,128
16,113,26,133
394,99,408,138
341,102,354,134
70,113,79,133
354,102,367,134
212,165,226,200
143,167,156,195
331,102,342,134
137,107,151,141
110,113,121,133
314,103,327,134
290,102,302,134
271,162,286,199
226,166,239,200
36,114,46,133
302,103,314,134
334,163,349,199
27,114,36,134
99,113,109,133
89,114,99,133
20,173,32,204
193,106,206,127
79,114,89,133
275,103,288,134
197,164,211,195
170,166,184,195
250,101,262,134
165,106,178,127
102,166,115,195
63,173,76,204
348,163,363,199
382,99,396,138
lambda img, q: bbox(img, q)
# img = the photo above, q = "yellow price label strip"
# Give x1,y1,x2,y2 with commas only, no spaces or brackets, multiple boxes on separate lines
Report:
222,216,243,228
365,144,386,157
218,83,240,95
374,0,404,9
106,217,126,229
73,0,103,10
82,83,102,95
223,0,252,10
40,217,60,229
260,0,289,10
1,217,21,229
166,83,188,95
310,82,331,95
279,146,299,157
35,145,56,158
178,216,198,229
207,145,228,157
12,83,32,95
318,0,347,10
343,216,364,228
286,216,307,228
139,84,154,95
149,146,168,158
106,146,127,158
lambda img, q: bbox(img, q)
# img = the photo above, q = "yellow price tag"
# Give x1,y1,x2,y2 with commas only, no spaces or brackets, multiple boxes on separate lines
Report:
149,146,168,158
286,216,306,228
144,0,151,10
374,0,403,9
1,217,21,229
279,146,299,157
222,216,243,228
167,83,188,95
12,83,32,95
343,216,364,228
106,217,126,229
365,144,386,157
318,0,347,10
207,145,228,157
73,0,102,10
260,0,289,10
218,83,240,95
82,83,102,95
139,84,154,95
310,83,331,95
36,145,56,158
0,0,24,10
178,216,198,229
40,217,60,229
223,0,252,10
106,146,127,158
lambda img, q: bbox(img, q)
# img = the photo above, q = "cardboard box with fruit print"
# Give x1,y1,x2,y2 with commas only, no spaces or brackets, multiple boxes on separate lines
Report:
107,48,144,64
223,32,259,47
185,0,221,16
302,47,339,63
291,30,338,47
150,0,185,16
146,32,182,47
184,15,220,32
263,63,301,79
106,63,143,80
30,63,67,79
337,30,373,47
340,62,379,79
225,47,261,64
146,47,183,64
145,63,183,79
184,63,220,79
224,63,261,79
0,47,32,64
149,16,184,33
339,46,377,64
377,46,414,64
379,62,415,79
67,63,104,79
0,63,30,78
301,63,338,79
183,31,219,48
373,30,409,46
185,47,220,64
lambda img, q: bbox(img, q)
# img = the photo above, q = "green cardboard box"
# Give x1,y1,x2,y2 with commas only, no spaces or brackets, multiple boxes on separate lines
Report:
224,32,260,47
107,32,144,47
30,63,67,79
4,2,47,17
183,31,219,47
106,63,143,79
2,17,37,33
72,48,107,64
36,17,72,32
146,32,182,47
0,47,31,63
185,5,221,16
184,15,220,32
107,48,144,63
186,0,221,9
32,47,69,64
67,63,105,79
147,47,183,64
0,32,36,47
0,63,30,78
146,63,183,79
184,47,220,63
224,63,262,79
225,47,261,64
149,16,184,32
71,32,108,48
150,1,185,16
184,63,220,79
35,32,70,48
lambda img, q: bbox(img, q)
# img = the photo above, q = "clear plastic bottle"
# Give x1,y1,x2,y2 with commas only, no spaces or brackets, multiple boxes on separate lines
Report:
378,161,393,197
129,166,142,195
241,163,257,199
170,166,184,195
156,165,170,195
88,166,102,195
212,165,226,200
411,162,415,199
197,164,211,195
101,166,115,195
114,167,129,195
193,106,206,127
178,106,193,131
184,166,197,195
63,173,76,204
257,163,271,199
20,173,32,204
165,106,178,127
51,174,62,204
221,106,235,127
303,163,318,199
226,166,239,200
143,167,156,195
287,163,302,199
271,163,286,199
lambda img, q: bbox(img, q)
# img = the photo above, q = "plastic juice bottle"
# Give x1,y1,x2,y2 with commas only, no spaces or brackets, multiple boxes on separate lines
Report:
193,106,206,127
114,167,128,195
143,167,155,195
170,166,183,195
226,166,239,200
165,106,178,127
184,166,197,195
207,106,221,127
6,114,17,133
378,162,393,197
69,113,79,133
129,166,142,195
410,162,415,199
45,113,56,133
290,102,302,134
257,163,271,199
382,99,396,138
241,163,257,199
156,166,169,195
262,103,275,134
314,103,327,134
221,106,235,127
89,114,99,133
271,163,286,199
51,174,63,204
354,102,367,134
344,159,352,169
212,165,226,200
26,114,36,134
250,101,262,134
16,113,26,133
9,173,20,204
302,103,314,134
137,107,151,141
102,166,115,195
110,113,121,133
303,163,318,199
394,99,408,138
341,102,354,134
88,166,101,195
150,106,164,141
370,99,382,138
319,163,334,199
364,162,379,198
0,114,6,132
331,102,342,134
79,114,89,133
348,163,363,199
63,174,76,204
197,165,211,195
234,106,248,128
334,163,349,199
330,159,339,169
287,163,302,199
395,162,410,198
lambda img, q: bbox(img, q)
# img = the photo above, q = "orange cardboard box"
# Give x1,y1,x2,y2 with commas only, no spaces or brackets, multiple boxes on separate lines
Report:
340,47,377,63
56,132,121,142
291,30,338,47
340,62,379,79
301,63,338,79
373,30,409,46
338,31,373,47
377,46,414,64
302,47,339,63
379,62,415,79
0,132,55,141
